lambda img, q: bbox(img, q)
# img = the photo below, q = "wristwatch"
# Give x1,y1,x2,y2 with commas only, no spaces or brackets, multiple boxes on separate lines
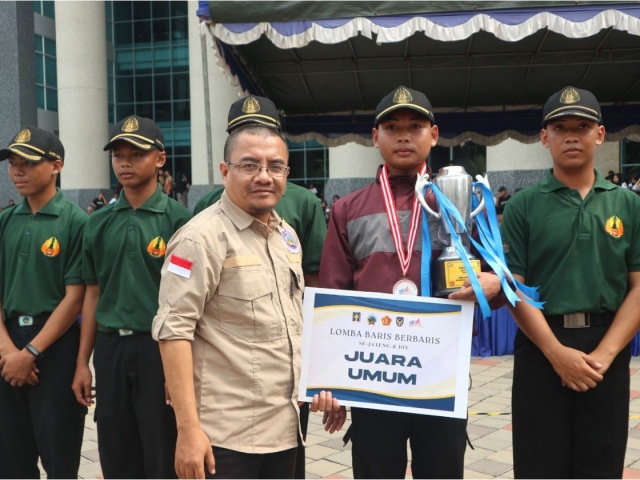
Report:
25,343,43,359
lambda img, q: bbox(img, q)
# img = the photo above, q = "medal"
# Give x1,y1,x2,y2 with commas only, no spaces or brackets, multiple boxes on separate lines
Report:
380,163,427,295
393,278,418,296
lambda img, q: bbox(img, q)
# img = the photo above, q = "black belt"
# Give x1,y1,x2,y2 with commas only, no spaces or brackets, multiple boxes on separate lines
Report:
545,312,614,328
5,315,49,327
99,328,149,337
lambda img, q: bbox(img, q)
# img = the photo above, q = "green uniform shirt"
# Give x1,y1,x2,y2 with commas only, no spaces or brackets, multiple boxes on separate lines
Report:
0,190,86,319
194,182,326,273
501,168,640,315
83,185,192,332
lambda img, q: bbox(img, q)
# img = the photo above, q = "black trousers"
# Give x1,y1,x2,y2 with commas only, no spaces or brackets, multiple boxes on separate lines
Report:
94,332,177,479
512,327,630,479
207,446,297,479
0,324,86,479
294,402,309,478
350,408,467,479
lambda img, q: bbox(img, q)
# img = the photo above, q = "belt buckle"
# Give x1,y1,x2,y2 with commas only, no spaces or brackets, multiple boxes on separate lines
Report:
18,315,34,327
118,329,134,336
563,313,590,328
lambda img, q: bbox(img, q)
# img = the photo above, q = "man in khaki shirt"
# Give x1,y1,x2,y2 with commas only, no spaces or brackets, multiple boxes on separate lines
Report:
152,124,343,479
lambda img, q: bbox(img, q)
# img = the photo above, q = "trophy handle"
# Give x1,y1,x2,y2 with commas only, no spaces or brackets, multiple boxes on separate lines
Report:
415,174,440,219
469,185,485,218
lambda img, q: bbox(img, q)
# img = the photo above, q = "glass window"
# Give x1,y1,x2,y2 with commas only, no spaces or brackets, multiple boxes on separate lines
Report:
621,140,640,185
135,76,153,102
35,55,44,84
116,77,134,102
42,1,55,19
46,87,58,112
171,17,187,41
105,1,112,22
44,38,56,56
171,2,188,17
153,2,170,18
155,102,172,122
133,1,150,20
115,23,133,44
173,101,190,121
153,18,170,42
171,45,188,64
116,104,135,120
154,75,171,101
45,56,57,87
134,20,152,45
36,86,45,109
172,73,189,99
33,1,42,14
113,2,132,21
134,47,152,72
34,34,43,53
286,141,330,189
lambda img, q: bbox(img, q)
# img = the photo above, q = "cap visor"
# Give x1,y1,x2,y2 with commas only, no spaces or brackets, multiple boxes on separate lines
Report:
104,136,156,151
543,110,601,125
0,146,45,162
375,105,434,126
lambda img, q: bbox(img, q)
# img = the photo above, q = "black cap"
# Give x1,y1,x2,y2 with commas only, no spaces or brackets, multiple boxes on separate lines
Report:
498,186,507,192
0,127,64,163
542,86,602,126
104,115,165,151
374,86,435,126
227,95,281,133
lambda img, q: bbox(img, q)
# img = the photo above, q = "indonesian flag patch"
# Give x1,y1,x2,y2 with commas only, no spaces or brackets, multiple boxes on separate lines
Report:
168,254,193,279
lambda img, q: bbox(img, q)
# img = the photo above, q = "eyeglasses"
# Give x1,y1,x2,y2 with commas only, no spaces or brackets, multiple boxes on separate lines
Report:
226,162,290,177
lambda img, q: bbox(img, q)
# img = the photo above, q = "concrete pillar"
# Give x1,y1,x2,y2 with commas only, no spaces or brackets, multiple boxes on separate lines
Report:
0,2,37,206
324,143,380,200
55,1,109,205
188,0,238,205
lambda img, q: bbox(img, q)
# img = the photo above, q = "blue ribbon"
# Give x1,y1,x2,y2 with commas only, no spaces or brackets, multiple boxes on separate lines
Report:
418,178,543,320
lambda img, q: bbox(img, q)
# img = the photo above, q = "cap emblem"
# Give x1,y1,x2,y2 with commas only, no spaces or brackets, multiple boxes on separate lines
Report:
393,87,413,105
122,116,139,133
15,129,31,143
242,97,261,114
560,87,580,105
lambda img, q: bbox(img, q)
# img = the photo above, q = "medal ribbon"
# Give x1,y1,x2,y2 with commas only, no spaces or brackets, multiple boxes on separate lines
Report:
380,163,426,279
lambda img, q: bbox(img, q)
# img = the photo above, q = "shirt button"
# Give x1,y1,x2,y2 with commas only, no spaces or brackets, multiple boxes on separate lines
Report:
25,231,31,236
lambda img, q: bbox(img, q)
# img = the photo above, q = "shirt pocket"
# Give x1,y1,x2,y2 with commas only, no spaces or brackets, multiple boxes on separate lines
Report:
217,267,283,343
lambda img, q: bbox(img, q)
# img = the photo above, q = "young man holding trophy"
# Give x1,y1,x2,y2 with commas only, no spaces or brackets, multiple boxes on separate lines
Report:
501,86,640,478
318,86,503,478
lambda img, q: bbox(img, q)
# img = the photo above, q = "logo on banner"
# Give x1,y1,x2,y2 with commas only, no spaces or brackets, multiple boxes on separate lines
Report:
352,312,361,322
396,316,405,327
367,314,377,326
409,318,423,327
381,316,392,326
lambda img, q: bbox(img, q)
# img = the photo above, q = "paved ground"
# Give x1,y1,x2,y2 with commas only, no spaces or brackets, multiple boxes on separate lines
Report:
68,355,640,479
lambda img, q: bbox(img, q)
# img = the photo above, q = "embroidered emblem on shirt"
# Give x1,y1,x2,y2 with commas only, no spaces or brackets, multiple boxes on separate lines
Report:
604,215,624,238
147,236,167,258
167,254,193,279
503,242,510,253
281,230,300,254
396,316,404,327
41,237,60,257
352,312,361,322
381,315,392,326
367,314,377,326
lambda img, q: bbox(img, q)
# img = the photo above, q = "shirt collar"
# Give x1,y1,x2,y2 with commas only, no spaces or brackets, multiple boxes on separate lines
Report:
220,190,281,231
539,168,615,193
113,184,168,212
14,188,65,216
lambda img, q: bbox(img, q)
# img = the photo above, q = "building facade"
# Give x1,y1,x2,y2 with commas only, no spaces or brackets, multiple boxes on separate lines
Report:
0,1,630,211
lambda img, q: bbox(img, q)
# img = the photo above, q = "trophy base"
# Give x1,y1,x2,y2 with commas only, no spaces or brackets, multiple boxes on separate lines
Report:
433,258,481,298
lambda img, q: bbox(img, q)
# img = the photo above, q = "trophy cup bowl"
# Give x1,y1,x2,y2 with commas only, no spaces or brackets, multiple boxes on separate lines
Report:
416,166,484,297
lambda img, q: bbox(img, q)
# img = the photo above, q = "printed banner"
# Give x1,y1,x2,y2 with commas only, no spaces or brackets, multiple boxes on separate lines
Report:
299,287,474,418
